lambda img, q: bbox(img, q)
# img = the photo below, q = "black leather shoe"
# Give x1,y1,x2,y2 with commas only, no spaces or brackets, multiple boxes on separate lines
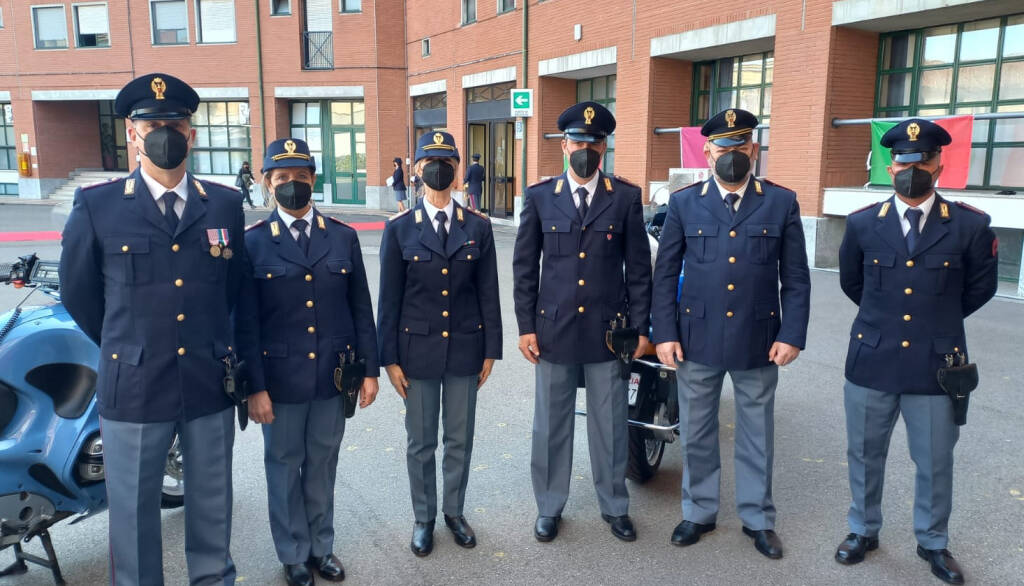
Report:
307,554,345,582
917,546,965,585
410,521,435,557
601,514,637,542
284,563,314,586
835,533,878,565
743,527,783,559
670,520,716,546
444,514,477,548
534,515,561,542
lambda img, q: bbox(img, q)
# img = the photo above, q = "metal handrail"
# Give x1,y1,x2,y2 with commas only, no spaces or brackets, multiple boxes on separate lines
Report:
832,112,1024,127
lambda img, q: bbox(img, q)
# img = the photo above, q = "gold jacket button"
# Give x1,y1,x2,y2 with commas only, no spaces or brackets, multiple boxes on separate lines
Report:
551,226,556,231
171,244,180,252
442,290,449,296
442,268,449,275
413,255,420,261
685,308,691,313
579,252,586,259
176,313,185,322
305,274,313,281
903,314,912,321
174,278,183,287
726,311,734,318
943,261,950,267
727,283,735,291
266,273,273,279
763,228,768,235
307,326,315,333
728,256,736,264
857,333,863,339
306,300,314,308
442,331,449,338
111,353,119,360
729,230,737,238
308,352,316,359
442,310,449,317
904,288,913,295
698,229,703,235
906,260,915,267
341,269,347,274
177,347,186,356
954,346,960,352
901,340,910,348
466,254,473,260
578,279,585,286
873,259,879,264
121,244,129,252
578,306,585,313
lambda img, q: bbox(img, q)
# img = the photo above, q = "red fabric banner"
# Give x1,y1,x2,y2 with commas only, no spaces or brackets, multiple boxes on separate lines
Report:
933,115,973,190
679,127,706,168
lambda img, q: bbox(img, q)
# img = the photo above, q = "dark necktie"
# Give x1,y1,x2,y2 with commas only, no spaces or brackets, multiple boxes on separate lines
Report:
292,219,310,256
724,192,740,219
161,192,179,233
435,211,448,248
904,208,923,253
577,187,589,222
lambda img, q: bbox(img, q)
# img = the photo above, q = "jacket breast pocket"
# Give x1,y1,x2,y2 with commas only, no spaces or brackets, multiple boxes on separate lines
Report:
592,222,624,256
746,224,781,264
684,224,718,263
863,252,896,290
103,236,152,284
924,254,963,295
454,247,481,262
198,234,230,282
542,219,573,256
255,265,286,281
402,248,432,264
327,259,354,277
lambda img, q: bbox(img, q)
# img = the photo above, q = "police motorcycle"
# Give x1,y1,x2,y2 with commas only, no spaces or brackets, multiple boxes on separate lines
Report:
0,253,185,584
575,185,682,483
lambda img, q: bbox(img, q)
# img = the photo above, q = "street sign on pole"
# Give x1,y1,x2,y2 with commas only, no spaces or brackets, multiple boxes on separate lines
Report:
511,89,533,118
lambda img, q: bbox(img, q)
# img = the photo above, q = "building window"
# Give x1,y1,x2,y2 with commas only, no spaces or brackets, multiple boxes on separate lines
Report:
189,101,251,175
32,6,69,49
577,75,617,174
0,103,16,172
462,0,476,25
691,51,773,175
876,14,1024,190
498,0,514,14
421,38,430,57
270,0,290,15
413,93,447,110
151,0,188,45
340,0,360,13
467,81,513,103
195,0,236,43
73,3,110,48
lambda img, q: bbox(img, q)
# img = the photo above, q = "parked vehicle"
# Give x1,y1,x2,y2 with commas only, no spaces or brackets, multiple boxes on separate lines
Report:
0,254,184,584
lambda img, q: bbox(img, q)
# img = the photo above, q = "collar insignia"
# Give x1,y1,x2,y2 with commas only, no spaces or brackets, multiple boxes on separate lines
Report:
878,202,891,218
940,202,949,219
701,181,710,196
754,180,763,195
456,207,464,222
270,221,281,237
604,177,613,193
414,209,423,224
193,179,207,198
316,215,326,230
554,178,564,194
124,178,136,197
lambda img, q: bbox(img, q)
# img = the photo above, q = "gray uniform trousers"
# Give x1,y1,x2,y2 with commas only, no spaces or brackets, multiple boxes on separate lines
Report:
403,374,479,523
531,359,629,517
100,407,236,586
261,394,347,565
844,379,959,549
676,359,778,530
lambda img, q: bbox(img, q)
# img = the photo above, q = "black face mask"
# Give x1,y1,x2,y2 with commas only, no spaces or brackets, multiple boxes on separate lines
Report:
712,150,751,184
274,180,313,210
141,125,190,170
569,148,602,179
422,160,455,191
893,166,935,199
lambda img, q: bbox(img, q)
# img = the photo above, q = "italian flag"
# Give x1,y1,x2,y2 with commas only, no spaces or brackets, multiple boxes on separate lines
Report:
869,115,974,189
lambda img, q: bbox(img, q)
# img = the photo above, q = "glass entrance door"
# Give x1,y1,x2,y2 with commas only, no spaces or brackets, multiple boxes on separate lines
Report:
98,101,128,172
491,121,514,218
330,102,366,204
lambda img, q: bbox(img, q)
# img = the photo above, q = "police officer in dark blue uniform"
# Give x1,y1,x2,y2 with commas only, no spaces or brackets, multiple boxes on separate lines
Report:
651,108,810,559
377,131,502,557
512,101,651,543
463,153,485,209
60,73,244,585
834,119,997,584
235,138,379,586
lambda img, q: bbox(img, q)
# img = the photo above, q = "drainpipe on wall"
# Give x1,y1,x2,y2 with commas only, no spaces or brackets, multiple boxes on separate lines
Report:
520,0,528,201
254,0,268,150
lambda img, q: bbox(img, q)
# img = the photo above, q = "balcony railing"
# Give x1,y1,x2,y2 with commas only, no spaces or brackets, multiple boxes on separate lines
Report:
303,31,333,70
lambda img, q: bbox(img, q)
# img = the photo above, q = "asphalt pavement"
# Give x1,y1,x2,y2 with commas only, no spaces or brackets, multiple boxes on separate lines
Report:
0,203,1022,586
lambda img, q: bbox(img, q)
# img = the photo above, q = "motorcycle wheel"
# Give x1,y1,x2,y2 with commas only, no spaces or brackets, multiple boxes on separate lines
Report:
161,434,185,509
626,427,665,483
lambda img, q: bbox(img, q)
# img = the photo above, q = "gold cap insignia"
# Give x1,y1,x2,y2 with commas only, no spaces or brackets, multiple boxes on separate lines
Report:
151,77,166,100
284,140,296,154
271,139,312,161
907,123,920,142
584,107,595,126
725,110,737,128
434,133,444,145
423,132,455,152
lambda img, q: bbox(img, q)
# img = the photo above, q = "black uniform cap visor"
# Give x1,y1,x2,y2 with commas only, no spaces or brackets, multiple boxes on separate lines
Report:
709,134,752,147
892,150,939,163
564,132,606,144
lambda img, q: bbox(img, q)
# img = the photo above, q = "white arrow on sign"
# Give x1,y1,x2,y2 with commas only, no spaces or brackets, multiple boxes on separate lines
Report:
514,94,529,106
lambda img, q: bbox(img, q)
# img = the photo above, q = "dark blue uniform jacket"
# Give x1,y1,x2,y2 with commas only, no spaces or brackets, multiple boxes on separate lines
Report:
513,172,652,365
377,201,502,379
464,163,485,196
60,170,246,423
839,195,997,394
234,209,379,404
651,178,810,371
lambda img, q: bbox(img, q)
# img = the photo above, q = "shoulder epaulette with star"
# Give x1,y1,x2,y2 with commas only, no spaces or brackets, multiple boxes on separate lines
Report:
529,176,555,188
955,201,987,215
245,219,266,231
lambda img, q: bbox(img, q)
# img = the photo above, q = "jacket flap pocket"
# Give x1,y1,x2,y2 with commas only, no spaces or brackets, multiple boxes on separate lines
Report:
543,219,572,233
105,343,143,366
747,224,781,237
755,301,779,320
264,343,287,358
104,236,150,255
680,297,705,318
933,336,963,354
402,248,432,262
863,252,896,267
593,223,624,233
685,224,718,237
401,319,430,335
850,320,880,348
255,265,286,279
455,247,481,261
537,302,558,320
327,259,354,274
925,254,963,269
